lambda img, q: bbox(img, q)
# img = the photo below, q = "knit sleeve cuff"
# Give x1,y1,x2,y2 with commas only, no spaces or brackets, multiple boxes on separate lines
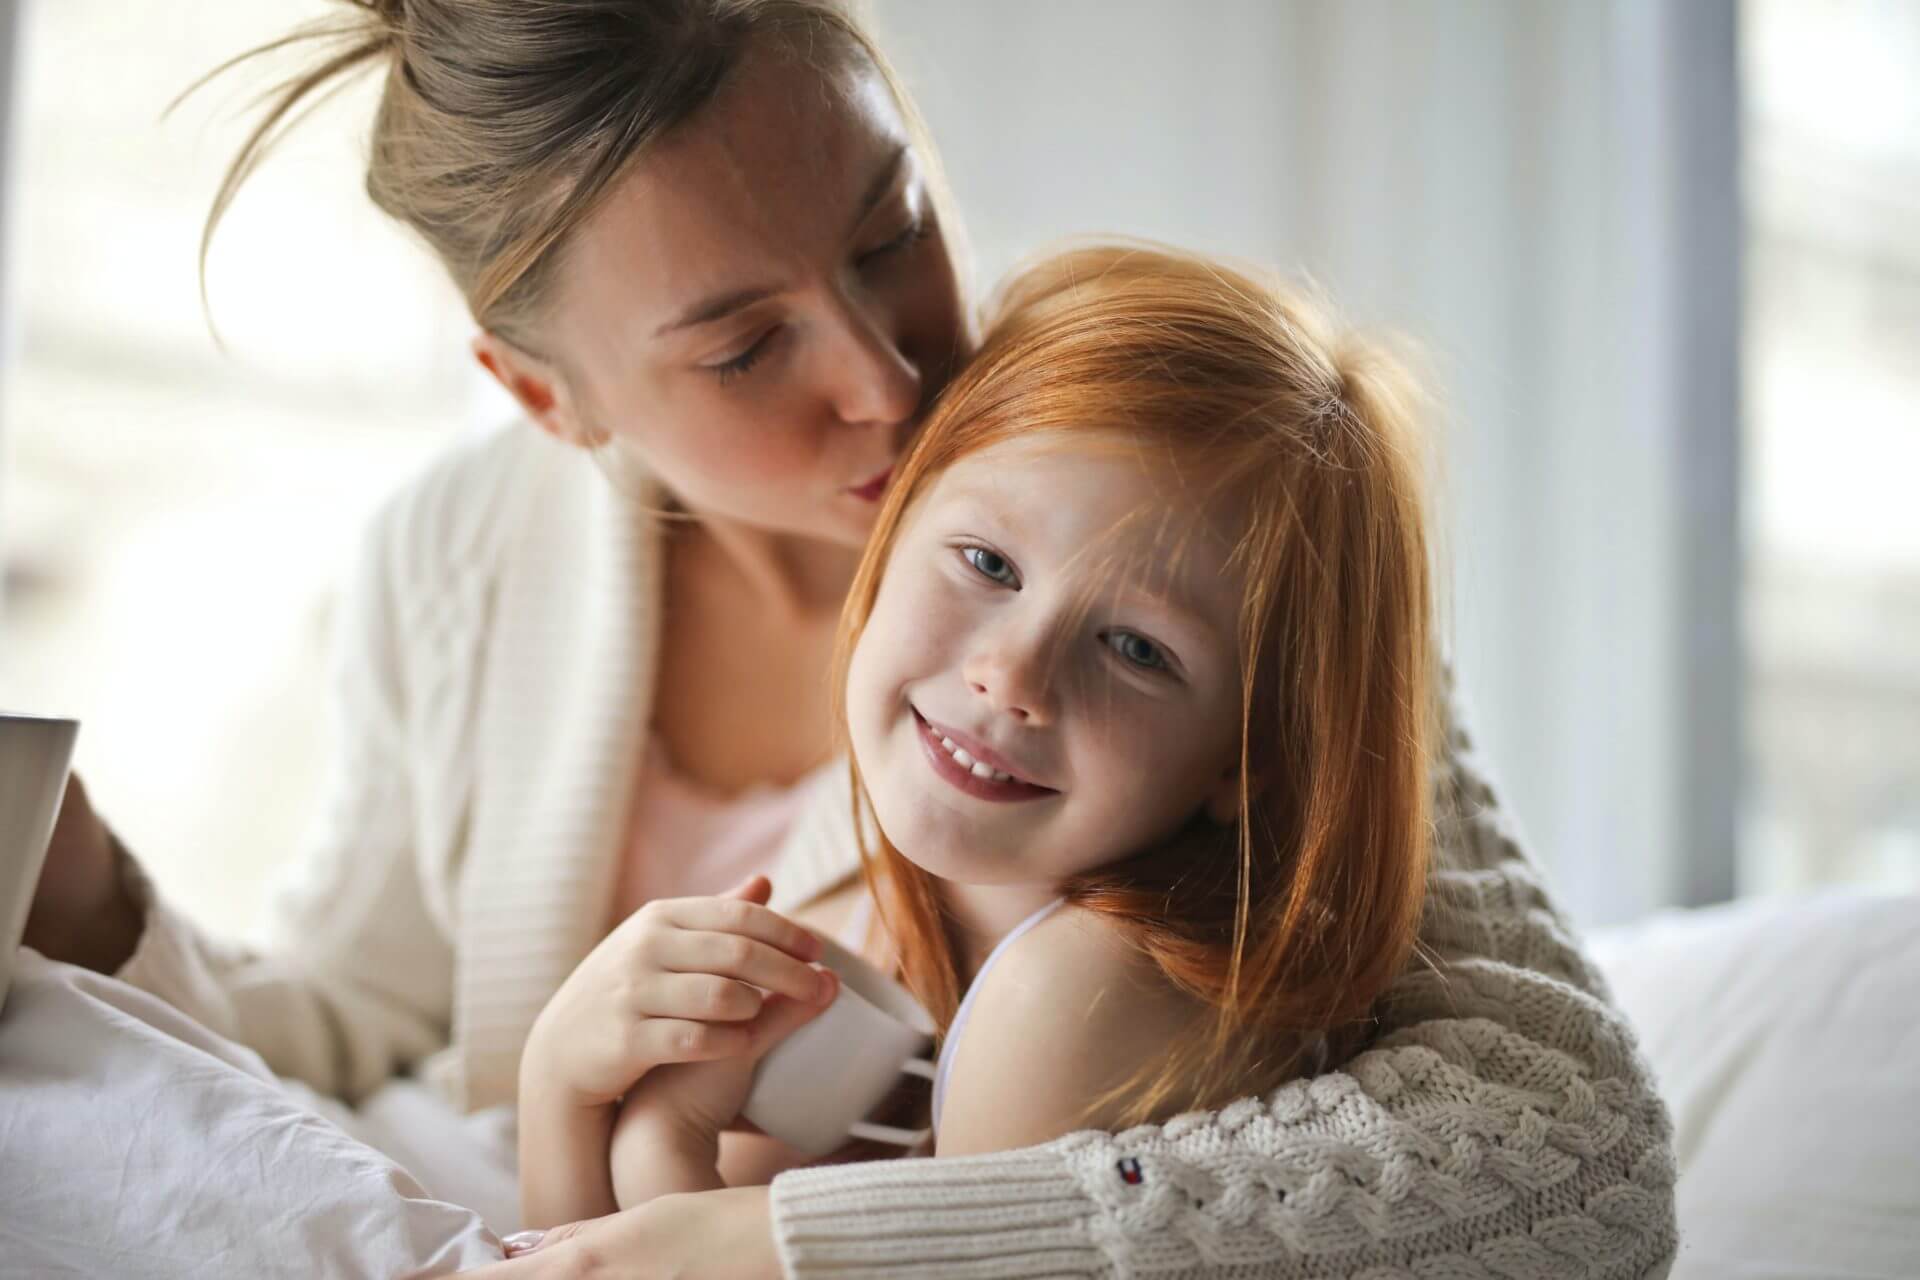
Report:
768,1146,1106,1277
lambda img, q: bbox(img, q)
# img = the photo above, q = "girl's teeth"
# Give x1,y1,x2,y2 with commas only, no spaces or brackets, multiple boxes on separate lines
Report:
930,723,1018,785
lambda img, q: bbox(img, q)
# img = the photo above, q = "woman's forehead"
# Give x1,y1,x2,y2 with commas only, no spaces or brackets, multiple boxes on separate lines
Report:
554,44,911,340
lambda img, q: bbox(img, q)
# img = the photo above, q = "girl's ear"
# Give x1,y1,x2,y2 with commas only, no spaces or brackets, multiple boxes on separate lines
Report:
1204,767,1242,826
472,332,604,449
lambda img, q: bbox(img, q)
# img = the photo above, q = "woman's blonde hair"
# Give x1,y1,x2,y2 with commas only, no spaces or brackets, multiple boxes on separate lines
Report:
833,243,1440,1126
194,0,964,348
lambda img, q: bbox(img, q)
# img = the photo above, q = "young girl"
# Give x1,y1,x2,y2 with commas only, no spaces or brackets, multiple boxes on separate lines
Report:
520,241,1437,1215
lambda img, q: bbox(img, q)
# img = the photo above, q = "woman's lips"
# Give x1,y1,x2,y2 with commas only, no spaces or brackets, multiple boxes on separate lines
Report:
912,709,1056,804
848,466,892,503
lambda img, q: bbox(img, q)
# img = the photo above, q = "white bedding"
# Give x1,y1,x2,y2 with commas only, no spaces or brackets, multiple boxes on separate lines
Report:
0,951,508,1278
1590,890,1920,1280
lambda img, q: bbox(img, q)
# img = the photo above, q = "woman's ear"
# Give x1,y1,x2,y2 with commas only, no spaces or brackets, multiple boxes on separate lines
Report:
472,332,603,448
1204,767,1242,826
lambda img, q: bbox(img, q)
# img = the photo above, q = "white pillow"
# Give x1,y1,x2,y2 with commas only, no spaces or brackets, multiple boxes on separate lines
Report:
1589,891,1920,1280
0,951,504,1279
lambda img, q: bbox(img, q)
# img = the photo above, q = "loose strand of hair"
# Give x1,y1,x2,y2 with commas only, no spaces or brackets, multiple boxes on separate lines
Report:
186,20,390,342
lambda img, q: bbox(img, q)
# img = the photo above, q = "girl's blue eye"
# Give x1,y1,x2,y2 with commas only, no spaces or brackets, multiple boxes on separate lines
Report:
1106,631,1168,671
962,546,1018,586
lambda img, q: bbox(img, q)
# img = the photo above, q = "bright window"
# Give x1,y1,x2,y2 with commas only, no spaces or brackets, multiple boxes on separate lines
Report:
1741,0,1920,893
0,1,498,934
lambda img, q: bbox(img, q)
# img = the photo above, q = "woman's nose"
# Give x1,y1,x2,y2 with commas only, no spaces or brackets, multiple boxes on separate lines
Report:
827,298,922,427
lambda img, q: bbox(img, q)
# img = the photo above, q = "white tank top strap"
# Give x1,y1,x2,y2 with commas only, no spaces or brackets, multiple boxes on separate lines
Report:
931,896,1069,1134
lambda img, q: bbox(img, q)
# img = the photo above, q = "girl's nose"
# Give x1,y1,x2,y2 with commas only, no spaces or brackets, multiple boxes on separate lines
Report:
962,635,1054,726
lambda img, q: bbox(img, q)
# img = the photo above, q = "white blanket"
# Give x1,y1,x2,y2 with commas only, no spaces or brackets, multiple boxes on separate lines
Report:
1590,890,1920,1280
0,951,507,1278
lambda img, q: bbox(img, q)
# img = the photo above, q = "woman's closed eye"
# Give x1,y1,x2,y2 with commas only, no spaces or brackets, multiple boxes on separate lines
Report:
706,327,781,384
857,217,931,271
702,215,927,386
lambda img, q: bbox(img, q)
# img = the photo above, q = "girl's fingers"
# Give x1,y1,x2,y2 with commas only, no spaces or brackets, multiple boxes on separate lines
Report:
635,1016,756,1065
640,972,766,1024
660,894,822,962
662,931,834,1006
721,874,773,905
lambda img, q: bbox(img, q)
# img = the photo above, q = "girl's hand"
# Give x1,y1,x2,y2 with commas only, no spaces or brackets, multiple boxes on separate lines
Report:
22,774,143,974
472,1187,782,1280
605,977,835,1206
620,976,835,1141
522,875,831,1108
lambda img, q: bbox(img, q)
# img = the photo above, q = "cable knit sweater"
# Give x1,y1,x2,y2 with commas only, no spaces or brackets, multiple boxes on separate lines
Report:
113,423,1676,1278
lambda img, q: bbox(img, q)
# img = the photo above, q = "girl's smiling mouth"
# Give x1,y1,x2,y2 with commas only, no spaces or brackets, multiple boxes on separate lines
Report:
911,708,1058,803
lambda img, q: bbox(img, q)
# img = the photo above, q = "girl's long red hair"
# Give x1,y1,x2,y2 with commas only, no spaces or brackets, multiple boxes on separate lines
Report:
833,243,1439,1125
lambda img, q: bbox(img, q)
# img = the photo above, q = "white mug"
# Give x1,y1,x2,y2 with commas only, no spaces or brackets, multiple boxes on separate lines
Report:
742,931,936,1158
0,712,81,1013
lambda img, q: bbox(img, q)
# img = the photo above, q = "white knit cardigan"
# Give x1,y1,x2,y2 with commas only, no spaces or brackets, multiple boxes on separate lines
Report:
117,423,1677,1277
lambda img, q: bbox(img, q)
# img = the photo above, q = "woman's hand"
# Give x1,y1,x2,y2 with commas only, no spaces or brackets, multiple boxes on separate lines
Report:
472,1186,782,1280
522,875,832,1109
21,774,143,974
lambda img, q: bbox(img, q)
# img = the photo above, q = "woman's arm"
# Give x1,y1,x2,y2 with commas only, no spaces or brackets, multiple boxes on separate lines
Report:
762,691,1679,1278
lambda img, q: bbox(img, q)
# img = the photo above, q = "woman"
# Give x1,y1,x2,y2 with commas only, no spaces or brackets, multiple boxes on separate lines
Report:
25,2,1676,1276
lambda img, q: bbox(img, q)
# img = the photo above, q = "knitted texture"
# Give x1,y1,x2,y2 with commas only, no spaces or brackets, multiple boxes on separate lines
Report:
769,723,1679,1278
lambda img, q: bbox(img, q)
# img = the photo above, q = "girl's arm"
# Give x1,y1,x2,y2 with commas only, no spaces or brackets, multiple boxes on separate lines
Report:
518,1082,620,1224
763,693,1678,1278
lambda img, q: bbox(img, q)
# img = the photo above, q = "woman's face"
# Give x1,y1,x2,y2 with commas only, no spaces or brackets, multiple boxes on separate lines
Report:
533,40,967,548
845,435,1248,891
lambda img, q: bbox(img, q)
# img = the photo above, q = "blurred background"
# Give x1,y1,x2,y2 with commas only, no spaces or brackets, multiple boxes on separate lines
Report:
0,0,1913,937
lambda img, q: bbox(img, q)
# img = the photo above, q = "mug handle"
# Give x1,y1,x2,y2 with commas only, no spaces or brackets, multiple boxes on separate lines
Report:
845,1056,937,1148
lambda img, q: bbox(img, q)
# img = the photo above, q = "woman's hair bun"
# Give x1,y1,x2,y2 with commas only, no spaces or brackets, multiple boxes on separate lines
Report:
351,0,407,30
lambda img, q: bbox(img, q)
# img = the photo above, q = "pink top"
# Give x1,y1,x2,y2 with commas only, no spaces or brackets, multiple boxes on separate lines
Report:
610,736,832,922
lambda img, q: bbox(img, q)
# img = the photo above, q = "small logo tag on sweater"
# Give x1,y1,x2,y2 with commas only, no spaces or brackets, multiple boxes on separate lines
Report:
1116,1157,1144,1186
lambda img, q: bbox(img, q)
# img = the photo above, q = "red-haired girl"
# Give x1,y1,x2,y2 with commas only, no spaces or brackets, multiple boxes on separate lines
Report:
538,241,1442,1211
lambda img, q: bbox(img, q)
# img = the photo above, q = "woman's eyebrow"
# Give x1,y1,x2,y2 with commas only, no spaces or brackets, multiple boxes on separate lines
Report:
652,146,909,339
655,283,779,336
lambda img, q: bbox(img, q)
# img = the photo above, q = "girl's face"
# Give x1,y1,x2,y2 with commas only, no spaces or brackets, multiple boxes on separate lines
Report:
518,41,967,548
846,435,1248,890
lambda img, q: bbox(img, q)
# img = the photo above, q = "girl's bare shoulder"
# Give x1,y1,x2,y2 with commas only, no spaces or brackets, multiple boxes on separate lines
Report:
935,905,1208,1157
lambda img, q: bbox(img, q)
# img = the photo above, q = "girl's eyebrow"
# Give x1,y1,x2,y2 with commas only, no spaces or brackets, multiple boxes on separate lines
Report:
653,146,909,338
1115,581,1216,643
937,483,1025,540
